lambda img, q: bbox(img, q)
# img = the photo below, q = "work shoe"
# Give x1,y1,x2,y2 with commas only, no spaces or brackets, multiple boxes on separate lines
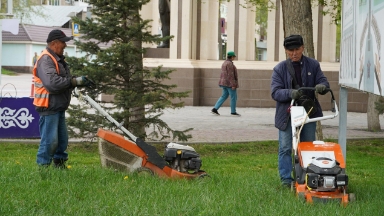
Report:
53,158,68,169
231,112,241,117
211,108,220,116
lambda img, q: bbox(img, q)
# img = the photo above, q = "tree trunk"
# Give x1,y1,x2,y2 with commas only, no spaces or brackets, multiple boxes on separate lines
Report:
315,93,324,140
281,0,324,139
127,6,146,138
367,93,381,131
281,0,315,58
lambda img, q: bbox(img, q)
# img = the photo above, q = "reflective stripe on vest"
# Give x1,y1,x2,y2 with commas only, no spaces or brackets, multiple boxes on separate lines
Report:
32,49,59,108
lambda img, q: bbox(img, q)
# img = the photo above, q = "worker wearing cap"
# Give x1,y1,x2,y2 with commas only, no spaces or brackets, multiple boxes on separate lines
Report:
34,29,94,169
270,35,330,188
211,51,241,116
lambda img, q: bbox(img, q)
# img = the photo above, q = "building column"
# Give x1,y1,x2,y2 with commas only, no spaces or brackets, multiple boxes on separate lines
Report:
226,0,236,58
239,0,256,61
317,7,337,62
267,0,284,61
227,0,256,61
169,0,197,59
140,0,160,48
169,0,179,59
198,0,220,60
308,4,337,62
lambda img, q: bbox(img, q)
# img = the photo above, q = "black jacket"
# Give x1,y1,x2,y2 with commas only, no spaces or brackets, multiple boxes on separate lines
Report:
34,47,74,115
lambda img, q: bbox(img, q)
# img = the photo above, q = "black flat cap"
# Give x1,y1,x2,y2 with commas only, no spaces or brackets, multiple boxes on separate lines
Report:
46,29,73,43
283,35,304,50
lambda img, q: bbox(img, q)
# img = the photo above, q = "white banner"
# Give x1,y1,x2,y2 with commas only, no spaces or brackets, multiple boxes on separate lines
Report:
340,0,384,96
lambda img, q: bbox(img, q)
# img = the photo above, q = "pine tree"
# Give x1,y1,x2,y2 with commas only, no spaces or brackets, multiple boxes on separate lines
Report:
66,0,191,141
375,97,384,115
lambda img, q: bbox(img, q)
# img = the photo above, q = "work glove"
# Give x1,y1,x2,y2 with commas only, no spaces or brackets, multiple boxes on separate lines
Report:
71,76,96,89
291,89,302,100
315,84,326,94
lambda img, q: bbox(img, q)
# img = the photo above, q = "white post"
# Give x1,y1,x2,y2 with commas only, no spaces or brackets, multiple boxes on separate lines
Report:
0,19,3,85
0,0,13,85
0,0,14,84
338,87,348,164
7,0,13,14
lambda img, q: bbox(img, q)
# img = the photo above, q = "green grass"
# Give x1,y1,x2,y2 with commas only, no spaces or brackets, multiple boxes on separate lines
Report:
1,68,18,76
1,140,383,216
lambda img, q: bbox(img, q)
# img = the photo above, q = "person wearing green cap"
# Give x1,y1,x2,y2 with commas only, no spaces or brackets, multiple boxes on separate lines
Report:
211,51,241,116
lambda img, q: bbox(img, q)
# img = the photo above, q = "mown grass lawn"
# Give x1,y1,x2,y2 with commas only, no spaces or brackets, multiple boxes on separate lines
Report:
0,140,383,216
1,68,17,76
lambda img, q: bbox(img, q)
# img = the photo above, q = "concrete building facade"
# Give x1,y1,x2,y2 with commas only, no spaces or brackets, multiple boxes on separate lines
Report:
0,0,369,112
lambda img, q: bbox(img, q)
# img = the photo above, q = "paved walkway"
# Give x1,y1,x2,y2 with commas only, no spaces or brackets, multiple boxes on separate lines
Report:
157,106,384,143
1,73,384,143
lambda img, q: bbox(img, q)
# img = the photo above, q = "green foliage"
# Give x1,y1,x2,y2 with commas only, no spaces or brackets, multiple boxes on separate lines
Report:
1,68,17,76
0,0,46,22
255,0,270,37
1,140,384,215
241,0,275,9
316,0,342,24
244,0,341,25
375,96,384,115
66,0,190,141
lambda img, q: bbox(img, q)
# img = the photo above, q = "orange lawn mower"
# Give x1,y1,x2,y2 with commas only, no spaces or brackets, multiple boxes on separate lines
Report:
289,87,355,206
73,88,208,179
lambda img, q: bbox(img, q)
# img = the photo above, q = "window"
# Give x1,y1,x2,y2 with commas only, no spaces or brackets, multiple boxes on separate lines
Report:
49,0,60,5
41,0,60,5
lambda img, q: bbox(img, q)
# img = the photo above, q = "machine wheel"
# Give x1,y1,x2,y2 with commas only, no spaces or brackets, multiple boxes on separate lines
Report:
135,167,154,176
197,173,210,179
348,193,356,202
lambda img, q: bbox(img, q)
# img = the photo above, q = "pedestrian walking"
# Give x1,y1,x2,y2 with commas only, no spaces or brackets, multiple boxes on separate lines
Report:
32,52,39,65
211,51,240,116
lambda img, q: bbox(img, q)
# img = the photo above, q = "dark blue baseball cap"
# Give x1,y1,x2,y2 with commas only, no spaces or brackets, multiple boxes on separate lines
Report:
47,29,73,43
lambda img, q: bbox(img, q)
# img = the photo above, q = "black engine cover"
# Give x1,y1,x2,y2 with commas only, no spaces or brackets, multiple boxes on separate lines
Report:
181,150,200,159
307,163,342,175
184,157,202,170
307,173,319,189
336,174,348,186
164,148,177,162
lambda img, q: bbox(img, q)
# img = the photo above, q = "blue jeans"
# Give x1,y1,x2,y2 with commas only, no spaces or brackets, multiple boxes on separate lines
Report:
278,121,316,184
214,86,237,113
36,111,69,165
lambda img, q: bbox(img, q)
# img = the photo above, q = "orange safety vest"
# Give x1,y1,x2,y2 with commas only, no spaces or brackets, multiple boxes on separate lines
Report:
32,49,59,108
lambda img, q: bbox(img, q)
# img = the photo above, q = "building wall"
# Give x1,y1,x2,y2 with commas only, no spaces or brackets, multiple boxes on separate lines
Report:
2,44,26,66
7,54,368,113
144,59,368,113
1,42,78,73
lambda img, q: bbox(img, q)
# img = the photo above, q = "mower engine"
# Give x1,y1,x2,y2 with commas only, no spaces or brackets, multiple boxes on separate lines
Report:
164,143,202,173
305,157,348,192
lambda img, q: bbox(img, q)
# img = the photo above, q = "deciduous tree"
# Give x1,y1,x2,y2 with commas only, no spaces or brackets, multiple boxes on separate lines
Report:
0,0,45,21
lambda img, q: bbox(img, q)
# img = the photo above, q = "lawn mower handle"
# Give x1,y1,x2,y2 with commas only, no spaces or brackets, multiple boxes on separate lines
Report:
290,87,338,154
290,87,336,113
73,87,138,142
290,87,338,128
